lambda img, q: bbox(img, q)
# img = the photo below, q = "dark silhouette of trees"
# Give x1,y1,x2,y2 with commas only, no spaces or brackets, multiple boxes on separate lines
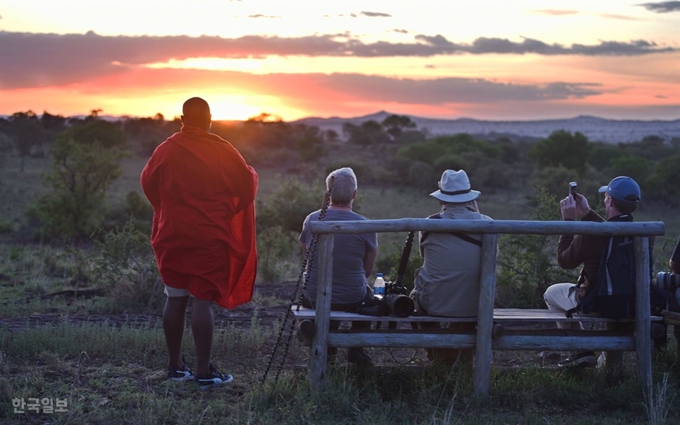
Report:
646,154,680,205
528,130,591,177
6,111,46,171
342,120,390,146
381,114,416,139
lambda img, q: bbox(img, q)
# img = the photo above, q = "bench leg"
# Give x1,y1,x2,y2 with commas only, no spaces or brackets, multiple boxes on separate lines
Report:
604,322,625,383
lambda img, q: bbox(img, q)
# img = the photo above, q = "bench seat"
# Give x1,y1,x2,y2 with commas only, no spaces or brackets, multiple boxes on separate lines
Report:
291,306,662,323
292,306,663,351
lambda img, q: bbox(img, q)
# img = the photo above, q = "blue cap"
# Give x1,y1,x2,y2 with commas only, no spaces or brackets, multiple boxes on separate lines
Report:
598,176,641,205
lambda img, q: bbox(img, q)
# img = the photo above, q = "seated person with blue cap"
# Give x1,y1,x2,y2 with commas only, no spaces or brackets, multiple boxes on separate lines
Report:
543,176,641,368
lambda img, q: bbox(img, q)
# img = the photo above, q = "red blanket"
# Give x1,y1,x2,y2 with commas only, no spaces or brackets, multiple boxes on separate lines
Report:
141,125,258,309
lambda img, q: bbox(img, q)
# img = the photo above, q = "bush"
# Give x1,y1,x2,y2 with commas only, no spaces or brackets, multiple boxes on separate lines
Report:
375,232,423,292
496,188,579,308
257,226,300,284
24,134,127,241
257,178,324,233
90,219,163,310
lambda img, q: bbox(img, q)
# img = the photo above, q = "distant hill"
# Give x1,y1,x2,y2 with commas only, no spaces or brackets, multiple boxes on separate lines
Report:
295,111,680,144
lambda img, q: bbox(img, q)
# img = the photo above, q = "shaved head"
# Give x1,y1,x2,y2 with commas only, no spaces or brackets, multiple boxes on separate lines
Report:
181,97,211,130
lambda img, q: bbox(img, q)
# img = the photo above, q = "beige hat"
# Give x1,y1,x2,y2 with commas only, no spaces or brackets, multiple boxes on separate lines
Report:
430,169,480,203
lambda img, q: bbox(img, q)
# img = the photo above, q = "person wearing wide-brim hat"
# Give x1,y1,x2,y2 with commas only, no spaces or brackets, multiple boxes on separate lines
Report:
411,169,492,363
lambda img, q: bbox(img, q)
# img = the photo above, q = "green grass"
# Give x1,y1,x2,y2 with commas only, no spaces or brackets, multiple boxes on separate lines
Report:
1,323,678,424
1,149,680,424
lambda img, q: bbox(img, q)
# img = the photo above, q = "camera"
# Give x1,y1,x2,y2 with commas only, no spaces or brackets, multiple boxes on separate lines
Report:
384,280,414,318
569,182,578,197
655,272,680,291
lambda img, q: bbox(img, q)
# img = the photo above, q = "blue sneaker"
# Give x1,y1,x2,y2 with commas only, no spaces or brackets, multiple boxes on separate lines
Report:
196,363,234,390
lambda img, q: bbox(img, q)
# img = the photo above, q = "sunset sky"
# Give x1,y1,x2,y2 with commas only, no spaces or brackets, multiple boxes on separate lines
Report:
1,0,678,121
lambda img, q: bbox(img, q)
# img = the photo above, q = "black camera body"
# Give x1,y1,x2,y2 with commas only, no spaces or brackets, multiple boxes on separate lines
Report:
656,272,680,291
383,281,414,318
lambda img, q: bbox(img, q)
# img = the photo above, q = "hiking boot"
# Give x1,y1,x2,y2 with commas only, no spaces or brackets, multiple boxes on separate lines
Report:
167,357,195,382
347,348,373,367
196,363,234,391
558,351,596,368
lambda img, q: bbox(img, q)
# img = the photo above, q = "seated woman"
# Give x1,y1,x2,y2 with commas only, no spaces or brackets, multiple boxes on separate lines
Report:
299,167,378,365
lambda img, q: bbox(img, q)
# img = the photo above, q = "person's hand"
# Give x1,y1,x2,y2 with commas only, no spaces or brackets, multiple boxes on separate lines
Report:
560,195,577,220
572,193,590,218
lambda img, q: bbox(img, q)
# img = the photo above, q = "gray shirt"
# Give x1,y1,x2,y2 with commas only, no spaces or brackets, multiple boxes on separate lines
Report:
299,209,378,305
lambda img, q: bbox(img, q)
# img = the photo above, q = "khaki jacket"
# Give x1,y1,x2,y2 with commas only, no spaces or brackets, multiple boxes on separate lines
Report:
412,205,491,317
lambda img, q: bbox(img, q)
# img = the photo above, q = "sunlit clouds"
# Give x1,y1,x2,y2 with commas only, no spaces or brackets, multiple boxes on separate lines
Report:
0,0,678,120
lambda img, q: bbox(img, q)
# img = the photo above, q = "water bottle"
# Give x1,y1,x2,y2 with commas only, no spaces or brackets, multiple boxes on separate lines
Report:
374,273,386,296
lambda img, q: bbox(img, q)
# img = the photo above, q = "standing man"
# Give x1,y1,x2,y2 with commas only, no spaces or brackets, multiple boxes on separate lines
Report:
410,169,492,364
141,97,258,389
543,176,641,367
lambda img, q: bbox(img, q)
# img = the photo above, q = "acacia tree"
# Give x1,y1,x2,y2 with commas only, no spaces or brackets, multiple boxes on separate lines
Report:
381,114,416,139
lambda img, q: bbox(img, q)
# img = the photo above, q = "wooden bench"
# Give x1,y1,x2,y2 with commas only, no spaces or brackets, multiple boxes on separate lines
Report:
299,218,666,395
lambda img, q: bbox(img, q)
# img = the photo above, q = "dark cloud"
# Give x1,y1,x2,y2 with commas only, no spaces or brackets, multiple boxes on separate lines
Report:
89,67,607,104
533,10,578,15
0,31,675,89
393,29,408,34
320,75,601,104
638,1,680,12
655,94,668,98
360,11,392,17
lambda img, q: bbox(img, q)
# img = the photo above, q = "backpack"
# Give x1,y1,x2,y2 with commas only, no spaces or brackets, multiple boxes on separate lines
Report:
592,235,637,318
568,235,675,319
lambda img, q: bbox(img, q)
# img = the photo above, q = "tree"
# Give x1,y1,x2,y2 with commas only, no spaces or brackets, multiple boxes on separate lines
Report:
528,130,591,176
381,114,416,139
343,120,390,146
25,134,127,241
68,119,128,150
645,154,680,205
0,133,13,184
324,129,339,142
6,111,45,171
40,111,67,136
606,156,652,184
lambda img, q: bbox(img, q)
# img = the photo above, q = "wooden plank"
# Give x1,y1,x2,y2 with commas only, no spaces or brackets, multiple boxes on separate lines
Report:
291,307,662,323
328,333,476,348
475,234,497,395
309,234,333,391
325,333,635,351
491,335,635,351
662,310,680,325
310,219,665,237
634,237,652,391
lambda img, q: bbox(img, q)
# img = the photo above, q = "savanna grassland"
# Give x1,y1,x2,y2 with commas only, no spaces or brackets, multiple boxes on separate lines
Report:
0,112,679,424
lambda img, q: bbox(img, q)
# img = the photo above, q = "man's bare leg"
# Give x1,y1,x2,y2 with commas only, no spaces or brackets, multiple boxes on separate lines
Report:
163,295,189,368
191,298,214,378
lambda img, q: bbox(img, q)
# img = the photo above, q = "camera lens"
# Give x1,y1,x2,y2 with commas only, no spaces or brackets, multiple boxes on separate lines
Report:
656,272,680,291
